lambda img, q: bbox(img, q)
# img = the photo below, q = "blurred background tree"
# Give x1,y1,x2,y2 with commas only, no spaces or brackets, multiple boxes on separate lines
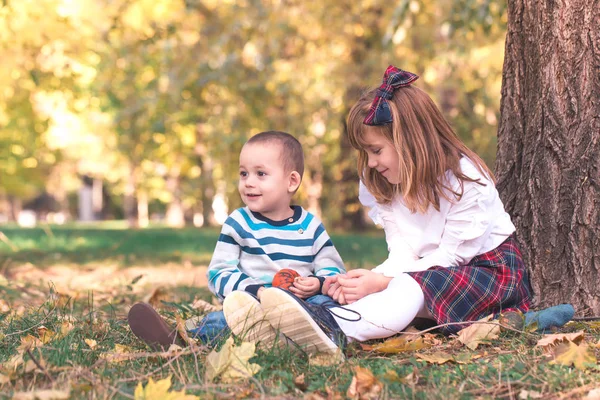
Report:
0,0,507,229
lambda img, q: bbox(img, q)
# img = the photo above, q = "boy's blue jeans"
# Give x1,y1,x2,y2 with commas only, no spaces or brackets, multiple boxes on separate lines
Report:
188,294,333,345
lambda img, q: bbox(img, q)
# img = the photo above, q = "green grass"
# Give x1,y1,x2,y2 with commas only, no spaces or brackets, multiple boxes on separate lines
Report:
0,224,387,269
1,225,599,399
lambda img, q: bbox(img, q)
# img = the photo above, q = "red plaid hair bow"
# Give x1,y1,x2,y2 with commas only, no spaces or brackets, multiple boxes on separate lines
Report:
363,65,419,126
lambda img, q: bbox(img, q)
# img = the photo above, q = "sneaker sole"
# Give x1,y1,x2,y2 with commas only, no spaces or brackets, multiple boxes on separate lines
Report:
127,303,183,351
223,291,277,345
260,288,339,354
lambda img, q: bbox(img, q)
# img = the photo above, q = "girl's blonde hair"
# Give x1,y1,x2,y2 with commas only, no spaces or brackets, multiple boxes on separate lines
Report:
347,85,494,213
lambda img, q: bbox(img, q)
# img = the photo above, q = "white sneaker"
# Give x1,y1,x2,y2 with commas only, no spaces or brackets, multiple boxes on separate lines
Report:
223,291,278,346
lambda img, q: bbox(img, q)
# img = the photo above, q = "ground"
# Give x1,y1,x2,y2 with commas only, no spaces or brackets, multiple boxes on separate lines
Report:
1,224,599,399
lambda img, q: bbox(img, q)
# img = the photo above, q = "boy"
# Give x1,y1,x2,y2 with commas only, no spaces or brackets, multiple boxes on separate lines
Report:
127,131,346,350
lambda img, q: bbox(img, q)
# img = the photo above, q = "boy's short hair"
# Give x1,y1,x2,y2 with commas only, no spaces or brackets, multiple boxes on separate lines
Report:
246,131,305,178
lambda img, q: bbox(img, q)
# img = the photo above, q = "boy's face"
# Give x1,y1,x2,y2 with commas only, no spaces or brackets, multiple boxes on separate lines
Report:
238,142,300,220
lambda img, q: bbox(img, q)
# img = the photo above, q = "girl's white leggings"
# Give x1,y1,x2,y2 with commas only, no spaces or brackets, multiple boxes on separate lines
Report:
331,273,429,342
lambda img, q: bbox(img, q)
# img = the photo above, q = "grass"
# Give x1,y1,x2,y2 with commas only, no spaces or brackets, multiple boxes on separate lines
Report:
1,225,599,399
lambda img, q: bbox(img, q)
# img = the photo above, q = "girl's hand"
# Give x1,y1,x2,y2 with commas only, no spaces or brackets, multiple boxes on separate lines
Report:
322,275,348,304
322,276,338,295
289,277,321,299
337,269,392,304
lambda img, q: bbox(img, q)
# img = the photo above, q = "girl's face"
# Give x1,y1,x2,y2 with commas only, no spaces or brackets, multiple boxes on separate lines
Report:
362,127,400,184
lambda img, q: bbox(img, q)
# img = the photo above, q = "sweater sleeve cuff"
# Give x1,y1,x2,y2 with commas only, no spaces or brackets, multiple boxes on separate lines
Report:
310,275,326,292
244,284,265,297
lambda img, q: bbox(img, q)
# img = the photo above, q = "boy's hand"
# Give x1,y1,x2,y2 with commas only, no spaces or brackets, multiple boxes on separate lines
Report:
289,277,320,299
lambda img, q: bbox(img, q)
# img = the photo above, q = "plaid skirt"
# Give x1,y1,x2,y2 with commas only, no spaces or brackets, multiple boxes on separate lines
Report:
408,235,531,334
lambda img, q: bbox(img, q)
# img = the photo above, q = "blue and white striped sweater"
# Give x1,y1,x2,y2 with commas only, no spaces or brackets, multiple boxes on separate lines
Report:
207,206,346,300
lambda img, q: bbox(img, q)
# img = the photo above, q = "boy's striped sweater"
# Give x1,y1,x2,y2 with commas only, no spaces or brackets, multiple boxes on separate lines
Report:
207,206,346,300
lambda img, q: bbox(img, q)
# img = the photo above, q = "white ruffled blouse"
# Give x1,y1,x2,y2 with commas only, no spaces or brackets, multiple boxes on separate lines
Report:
359,157,515,277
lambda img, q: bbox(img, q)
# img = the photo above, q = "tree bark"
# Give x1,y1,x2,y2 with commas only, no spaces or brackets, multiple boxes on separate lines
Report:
496,0,600,314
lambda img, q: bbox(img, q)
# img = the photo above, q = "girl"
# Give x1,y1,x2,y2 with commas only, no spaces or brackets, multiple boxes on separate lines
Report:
258,65,532,353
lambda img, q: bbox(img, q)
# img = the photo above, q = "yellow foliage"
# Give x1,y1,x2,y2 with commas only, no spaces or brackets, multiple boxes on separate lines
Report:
134,376,198,400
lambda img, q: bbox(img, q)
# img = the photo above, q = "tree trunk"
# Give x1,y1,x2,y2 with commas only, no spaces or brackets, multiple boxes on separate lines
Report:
496,0,600,315
124,166,139,228
195,124,216,226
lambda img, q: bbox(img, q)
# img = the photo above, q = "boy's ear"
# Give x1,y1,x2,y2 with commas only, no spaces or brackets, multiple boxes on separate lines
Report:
288,171,301,193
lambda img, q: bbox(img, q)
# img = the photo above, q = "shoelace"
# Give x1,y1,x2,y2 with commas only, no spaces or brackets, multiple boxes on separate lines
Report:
320,301,362,322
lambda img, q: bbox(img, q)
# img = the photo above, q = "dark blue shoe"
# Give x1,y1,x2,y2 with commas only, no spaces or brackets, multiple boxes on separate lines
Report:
260,287,358,355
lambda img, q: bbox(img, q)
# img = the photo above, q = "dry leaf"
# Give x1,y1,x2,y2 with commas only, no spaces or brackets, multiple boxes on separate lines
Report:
519,390,543,399
205,337,261,382
294,373,307,391
190,298,220,312
308,349,344,367
0,372,10,385
416,352,454,365
84,339,97,350
144,286,169,307
382,369,402,383
18,335,43,352
346,366,382,400
453,352,474,364
549,340,596,370
134,375,198,400
98,344,139,363
12,389,71,400
584,388,600,400
401,368,420,385
368,337,428,353
536,331,584,347
175,314,196,347
457,315,500,350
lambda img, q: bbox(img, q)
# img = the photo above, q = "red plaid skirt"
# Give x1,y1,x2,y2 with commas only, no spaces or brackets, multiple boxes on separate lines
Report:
408,235,531,334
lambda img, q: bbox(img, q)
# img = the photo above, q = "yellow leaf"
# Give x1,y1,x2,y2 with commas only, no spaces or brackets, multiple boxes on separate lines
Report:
346,366,383,400
457,314,500,350
18,335,43,352
308,349,344,367
416,352,454,365
549,340,596,370
12,388,71,400
84,339,97,350
536,331,585,348
205,337,261,382
98,344,139,363
367,337,429,354
134,375,198,400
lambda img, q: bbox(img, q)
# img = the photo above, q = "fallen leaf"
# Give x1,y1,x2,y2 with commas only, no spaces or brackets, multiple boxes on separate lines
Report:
519,389,543,399
453,352,474,364
144,287,169,307
397,326,423,342
190,298,220,312
536,331,585,347
416,352,454,365
0,373,11,385
294,373,307,391
134,375,198,400
309,349,344,366
12,389,71,400
98,344,139,363
401,368,419,385
175,314,196,347
346,366,382,400
368,337,429,353
584,388,600,400
382,369,402,383
457,315,500,350
205,337,261,382
18,335,43,352
549,340,596,370
84,339,97,350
